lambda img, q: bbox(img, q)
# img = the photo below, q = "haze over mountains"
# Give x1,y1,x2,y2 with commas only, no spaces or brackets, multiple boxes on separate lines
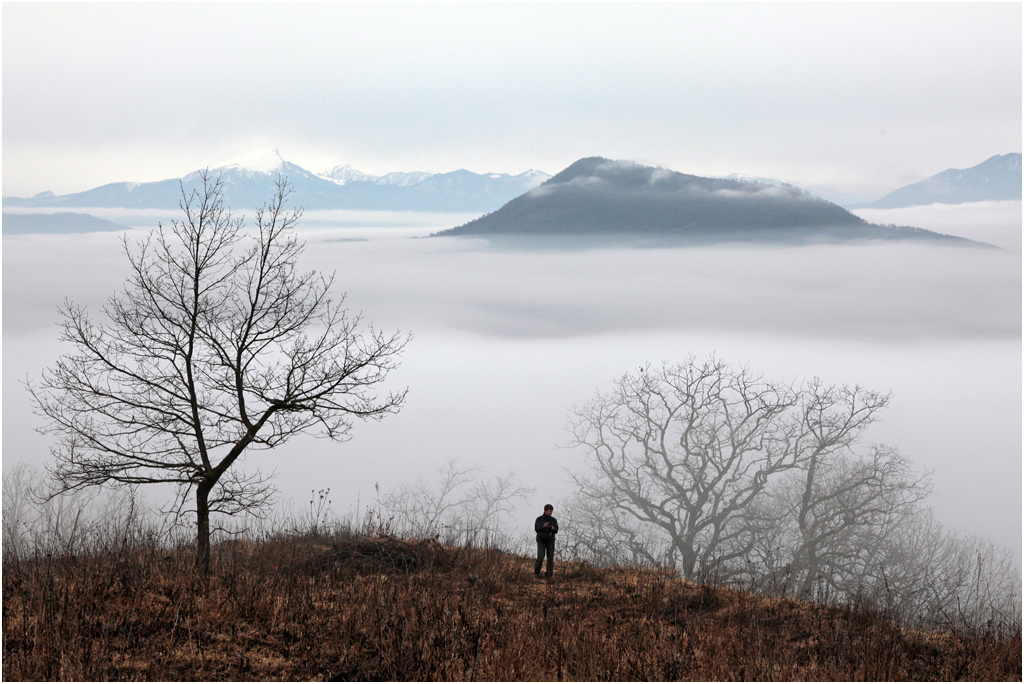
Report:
435,157,982,246
3,151,1018,243
5,149,1019,215
710,154,1021,209
1,212,131,235
851,153,1022,209
1,149,550,213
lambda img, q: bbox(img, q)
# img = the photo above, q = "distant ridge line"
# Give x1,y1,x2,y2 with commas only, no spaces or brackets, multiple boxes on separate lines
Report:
2,150,551,214
850,153,1022,209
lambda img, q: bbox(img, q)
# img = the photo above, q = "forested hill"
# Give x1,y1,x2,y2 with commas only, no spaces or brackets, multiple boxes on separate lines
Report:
435,157,981,245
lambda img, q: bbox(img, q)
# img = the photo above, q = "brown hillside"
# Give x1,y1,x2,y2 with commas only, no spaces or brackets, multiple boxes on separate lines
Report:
3,533,1020,681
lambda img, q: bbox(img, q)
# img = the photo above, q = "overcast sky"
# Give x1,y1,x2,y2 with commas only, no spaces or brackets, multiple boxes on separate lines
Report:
3,3,1021,199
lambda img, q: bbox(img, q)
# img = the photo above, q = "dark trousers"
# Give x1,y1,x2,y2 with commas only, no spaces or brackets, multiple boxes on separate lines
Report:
535,538,555,576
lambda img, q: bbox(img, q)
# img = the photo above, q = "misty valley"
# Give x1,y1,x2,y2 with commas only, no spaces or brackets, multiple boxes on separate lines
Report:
2,154,1021,680
5,3,1020,677
4,188,1020,635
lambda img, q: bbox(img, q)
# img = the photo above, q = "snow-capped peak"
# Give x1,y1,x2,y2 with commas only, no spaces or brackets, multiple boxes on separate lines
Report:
519,169,551,180
317,166,434,187
219,148,287,175
319,164,375,185
376,171,433,186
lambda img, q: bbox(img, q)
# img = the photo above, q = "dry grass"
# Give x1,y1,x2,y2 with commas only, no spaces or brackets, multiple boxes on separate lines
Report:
3,532,1020,681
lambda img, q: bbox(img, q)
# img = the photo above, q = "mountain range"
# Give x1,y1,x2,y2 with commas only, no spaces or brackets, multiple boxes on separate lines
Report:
849,153,1022,209
434,157,982,246
712,154,1022,208
3,151,1017,242
2,149,550,213
5,150,1019,217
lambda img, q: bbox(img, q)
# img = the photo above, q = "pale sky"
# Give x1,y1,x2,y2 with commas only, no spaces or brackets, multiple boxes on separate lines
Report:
3,3,1021,200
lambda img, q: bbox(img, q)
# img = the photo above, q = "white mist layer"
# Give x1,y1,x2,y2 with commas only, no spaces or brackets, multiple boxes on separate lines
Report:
4,205,1020,563
852,200,1022,252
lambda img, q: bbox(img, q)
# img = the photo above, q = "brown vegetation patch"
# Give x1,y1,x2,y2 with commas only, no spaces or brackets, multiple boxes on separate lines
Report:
3,533,1020,681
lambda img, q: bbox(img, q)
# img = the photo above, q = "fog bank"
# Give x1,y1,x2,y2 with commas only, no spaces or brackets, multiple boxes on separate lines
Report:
4,206,1020,561
852,200,1022,252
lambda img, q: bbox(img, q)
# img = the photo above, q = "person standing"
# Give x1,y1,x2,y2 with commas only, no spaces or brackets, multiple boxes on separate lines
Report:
534,504,558,578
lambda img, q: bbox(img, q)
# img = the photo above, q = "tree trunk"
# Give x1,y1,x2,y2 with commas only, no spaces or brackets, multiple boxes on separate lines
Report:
797,551,819,598
677,540,698,580
196,483,212,576
675,525,700,580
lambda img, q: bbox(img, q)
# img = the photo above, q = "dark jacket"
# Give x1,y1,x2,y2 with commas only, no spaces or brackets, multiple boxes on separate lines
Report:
535,514,558,543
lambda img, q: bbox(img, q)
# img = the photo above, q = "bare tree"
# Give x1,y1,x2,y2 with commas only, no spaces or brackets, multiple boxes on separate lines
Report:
559,490,674,568
378,458,533,542
758,446,931,599
778,446,933,593
2,462,41,559
873,509,1021,633
3,461,155,561
380,460,482,535
28,173,408,573
567,357,1019,629
568,357,890,581
464,471,535,535
777,383,923,595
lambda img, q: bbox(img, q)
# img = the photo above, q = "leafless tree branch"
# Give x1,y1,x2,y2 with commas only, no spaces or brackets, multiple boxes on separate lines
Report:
28,172,409,574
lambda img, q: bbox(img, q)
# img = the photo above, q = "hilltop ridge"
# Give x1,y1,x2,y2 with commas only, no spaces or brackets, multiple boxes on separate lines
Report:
4,531,1019,680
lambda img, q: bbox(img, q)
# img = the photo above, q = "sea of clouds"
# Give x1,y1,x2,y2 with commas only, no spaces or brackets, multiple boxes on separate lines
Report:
4,200,1020,559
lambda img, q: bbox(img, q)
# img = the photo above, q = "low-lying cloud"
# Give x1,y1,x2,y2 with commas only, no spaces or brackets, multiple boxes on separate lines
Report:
4,205,1020,561
292,236,1020,343
852,200,1023,252
6,223,1019,342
